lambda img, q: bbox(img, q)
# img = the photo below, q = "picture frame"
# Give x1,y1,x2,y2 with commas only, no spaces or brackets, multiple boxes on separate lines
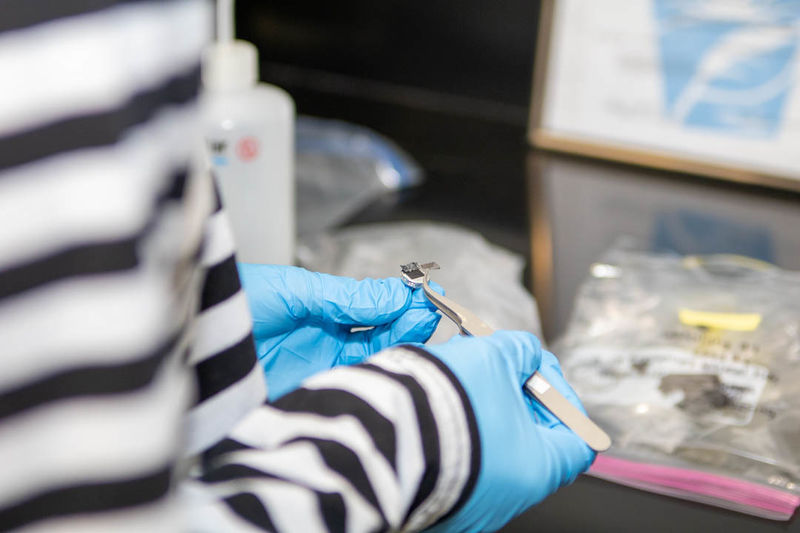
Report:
528,0,800,193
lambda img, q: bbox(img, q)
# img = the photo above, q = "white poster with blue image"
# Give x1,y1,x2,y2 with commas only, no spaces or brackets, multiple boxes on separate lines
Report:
539,0,800,183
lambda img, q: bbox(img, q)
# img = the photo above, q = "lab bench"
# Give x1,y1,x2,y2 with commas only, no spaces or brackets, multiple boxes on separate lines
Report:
288,87,800,532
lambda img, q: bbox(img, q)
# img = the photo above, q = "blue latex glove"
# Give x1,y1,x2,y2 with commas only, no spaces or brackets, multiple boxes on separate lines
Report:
238,264,442,400
424,331,596,533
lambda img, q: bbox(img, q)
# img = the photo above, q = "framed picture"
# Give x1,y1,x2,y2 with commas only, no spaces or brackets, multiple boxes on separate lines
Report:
528,0,800,192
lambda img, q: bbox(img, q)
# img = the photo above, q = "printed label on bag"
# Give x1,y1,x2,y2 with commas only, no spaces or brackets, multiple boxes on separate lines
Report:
564,346,769,426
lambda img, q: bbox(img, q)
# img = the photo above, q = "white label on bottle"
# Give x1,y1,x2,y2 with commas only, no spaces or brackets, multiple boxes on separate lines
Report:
564,345,769,426
204,124,294,265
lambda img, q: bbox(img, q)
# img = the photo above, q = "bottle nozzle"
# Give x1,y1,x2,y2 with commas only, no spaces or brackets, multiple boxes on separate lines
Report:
203,0,258,91
217,0,234,43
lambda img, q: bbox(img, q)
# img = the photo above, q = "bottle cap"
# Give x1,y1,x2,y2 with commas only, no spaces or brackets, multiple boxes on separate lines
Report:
202,39,258,91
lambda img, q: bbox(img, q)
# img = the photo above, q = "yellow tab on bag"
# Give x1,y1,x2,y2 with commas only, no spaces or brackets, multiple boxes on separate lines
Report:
678,309,762,331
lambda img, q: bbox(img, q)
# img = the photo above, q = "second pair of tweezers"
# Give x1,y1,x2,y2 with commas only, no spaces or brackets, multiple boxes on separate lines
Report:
400,261,611,452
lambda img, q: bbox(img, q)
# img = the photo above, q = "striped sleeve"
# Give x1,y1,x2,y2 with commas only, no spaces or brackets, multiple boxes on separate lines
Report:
188,345,481,532
0,0,212,530
185,188,267,455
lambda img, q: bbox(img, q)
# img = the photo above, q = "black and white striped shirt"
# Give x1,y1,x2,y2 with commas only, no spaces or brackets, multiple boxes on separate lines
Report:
0,1,479,531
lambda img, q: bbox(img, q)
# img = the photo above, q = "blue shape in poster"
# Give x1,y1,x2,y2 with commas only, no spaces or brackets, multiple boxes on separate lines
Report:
653,0,800,138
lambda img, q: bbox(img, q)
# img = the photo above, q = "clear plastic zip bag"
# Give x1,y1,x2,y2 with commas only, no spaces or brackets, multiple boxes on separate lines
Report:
295,117,423,237
554,242,800,519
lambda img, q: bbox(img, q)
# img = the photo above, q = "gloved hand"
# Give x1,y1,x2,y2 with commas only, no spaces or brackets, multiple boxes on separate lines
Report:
238,263,442,400
424,331,596,533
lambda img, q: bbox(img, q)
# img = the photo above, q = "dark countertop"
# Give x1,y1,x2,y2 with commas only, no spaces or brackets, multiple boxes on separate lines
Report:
508,475,799,533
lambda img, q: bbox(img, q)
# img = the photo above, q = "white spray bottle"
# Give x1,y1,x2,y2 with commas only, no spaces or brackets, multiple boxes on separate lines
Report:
200,0,295,265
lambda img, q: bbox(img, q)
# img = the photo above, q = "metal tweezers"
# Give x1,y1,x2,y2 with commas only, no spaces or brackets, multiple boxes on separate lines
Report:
401,261,611,452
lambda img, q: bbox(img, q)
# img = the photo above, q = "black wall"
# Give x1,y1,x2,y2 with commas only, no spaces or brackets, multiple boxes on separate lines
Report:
235,1,542,256
236,1,541,113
